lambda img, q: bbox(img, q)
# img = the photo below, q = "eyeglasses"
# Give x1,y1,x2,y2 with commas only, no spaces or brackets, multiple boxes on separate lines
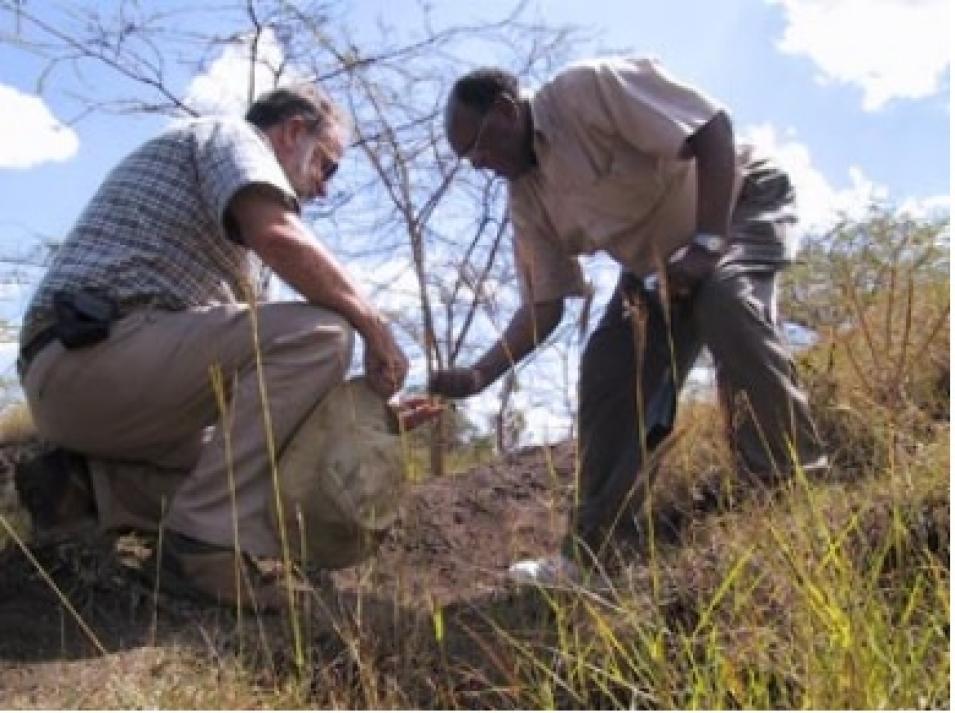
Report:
460,111,492,163
300,115,341,184
321,158,339,183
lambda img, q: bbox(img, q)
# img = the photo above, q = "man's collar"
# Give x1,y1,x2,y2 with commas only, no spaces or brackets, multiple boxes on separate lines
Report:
523,87,554,139
522,88,553,176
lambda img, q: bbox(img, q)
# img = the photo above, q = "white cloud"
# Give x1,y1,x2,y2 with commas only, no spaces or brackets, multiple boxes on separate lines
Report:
898,194,951,222
182,28,308,117
742,122,950,240
742,123,889,235
769,0,950,110
0,84,79,169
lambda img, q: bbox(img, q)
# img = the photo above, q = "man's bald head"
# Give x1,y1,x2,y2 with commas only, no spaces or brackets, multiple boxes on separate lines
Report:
444,68,535,180
444,67,520,133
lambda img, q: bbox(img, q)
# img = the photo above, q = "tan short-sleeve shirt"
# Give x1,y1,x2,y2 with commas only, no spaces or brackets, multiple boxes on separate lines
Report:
509,56,745,304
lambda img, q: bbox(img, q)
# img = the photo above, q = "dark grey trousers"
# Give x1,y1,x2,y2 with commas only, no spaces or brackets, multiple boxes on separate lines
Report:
566,264,826,558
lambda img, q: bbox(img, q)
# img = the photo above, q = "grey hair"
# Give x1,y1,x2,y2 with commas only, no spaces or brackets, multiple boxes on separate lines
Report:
245,84,351,146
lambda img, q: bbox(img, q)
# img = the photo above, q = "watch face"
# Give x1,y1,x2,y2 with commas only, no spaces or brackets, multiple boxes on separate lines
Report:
694,234,725,252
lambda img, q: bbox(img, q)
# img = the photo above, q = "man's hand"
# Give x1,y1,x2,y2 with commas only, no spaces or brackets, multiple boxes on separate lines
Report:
428,366,486,398
362,318,409,398
392,396,445,431
664,243,722,299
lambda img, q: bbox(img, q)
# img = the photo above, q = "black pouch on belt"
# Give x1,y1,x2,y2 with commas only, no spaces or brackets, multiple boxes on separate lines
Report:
52,289,119,349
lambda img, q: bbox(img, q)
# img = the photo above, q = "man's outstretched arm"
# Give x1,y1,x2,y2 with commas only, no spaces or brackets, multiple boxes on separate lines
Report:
228,184,409,397
429,298,564,398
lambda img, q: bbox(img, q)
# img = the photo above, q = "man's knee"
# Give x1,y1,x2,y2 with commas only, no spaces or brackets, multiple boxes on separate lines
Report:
260,304,355,376
693,274,774,347
695,275,742,317
319,311,355,366
306,311,355,382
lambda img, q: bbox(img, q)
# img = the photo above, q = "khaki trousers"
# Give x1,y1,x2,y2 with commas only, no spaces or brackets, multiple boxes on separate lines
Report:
23,302,354,557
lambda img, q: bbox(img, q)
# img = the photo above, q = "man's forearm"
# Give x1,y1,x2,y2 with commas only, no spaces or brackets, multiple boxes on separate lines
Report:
685,110,736,237
229,186,383,338
473,299,564,386
248,211,382,336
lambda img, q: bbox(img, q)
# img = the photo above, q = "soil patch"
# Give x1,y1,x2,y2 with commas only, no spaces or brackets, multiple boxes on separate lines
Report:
0,441,576,702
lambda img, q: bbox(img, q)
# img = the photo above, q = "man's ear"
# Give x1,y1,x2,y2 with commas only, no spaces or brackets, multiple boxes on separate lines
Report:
277,115,309,151
494,92,521,122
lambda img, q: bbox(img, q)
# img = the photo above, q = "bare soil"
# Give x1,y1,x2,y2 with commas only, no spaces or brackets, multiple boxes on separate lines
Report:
0,441,580,705
1,435,946,707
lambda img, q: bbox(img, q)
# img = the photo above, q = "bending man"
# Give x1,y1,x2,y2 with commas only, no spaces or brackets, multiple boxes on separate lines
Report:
431,58,827,584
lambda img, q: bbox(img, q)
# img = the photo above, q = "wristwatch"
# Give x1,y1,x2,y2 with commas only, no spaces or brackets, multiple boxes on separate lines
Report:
691,232,727,254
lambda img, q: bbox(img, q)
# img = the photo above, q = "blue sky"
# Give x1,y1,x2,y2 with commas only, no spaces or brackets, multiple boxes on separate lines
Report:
1,1,949,242
0,0,950,432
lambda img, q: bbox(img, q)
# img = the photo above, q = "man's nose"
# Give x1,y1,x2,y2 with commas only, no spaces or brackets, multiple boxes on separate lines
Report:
314,165,329,196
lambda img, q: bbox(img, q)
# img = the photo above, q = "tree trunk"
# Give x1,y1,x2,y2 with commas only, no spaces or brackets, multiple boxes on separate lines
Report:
429,411,446,477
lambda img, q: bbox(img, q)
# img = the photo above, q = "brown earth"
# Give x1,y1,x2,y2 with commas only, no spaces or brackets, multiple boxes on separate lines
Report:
0,441,583,705
2,432,945,707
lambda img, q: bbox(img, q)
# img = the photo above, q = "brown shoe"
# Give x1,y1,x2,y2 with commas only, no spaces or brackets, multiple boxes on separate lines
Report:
154,532,316,613
14,446,97,542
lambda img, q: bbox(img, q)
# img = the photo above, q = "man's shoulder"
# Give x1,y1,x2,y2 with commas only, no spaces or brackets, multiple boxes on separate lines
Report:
531,55,663,119
538,58,600,95
121,116,254,163
157,116,281,185
173,115,264,149
548,55,661,87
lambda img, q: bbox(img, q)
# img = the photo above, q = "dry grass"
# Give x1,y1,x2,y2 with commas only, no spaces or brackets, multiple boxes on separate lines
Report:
0,401,35,445
0,209,949,708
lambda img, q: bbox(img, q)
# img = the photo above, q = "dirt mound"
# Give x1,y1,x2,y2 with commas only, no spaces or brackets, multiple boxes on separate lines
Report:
336,442,576,604
1,433,947,707
0,441,576,673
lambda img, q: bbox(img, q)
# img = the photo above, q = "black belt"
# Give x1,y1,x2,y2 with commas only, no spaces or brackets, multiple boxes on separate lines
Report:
17,326,59,378
17,295,167,379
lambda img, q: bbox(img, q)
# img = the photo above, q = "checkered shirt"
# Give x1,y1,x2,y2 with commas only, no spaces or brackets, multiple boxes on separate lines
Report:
20,117,298,346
